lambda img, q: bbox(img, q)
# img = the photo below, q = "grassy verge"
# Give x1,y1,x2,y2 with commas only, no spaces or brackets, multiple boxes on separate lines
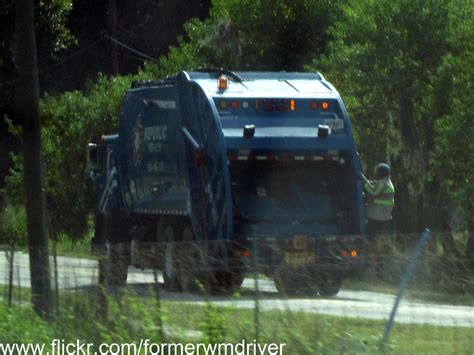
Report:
163,302,473,354
0,289,472,354
343,278,474,306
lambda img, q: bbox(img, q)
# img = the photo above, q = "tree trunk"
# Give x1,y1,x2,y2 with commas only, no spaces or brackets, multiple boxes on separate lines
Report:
14,0,54,318
466,220,474,271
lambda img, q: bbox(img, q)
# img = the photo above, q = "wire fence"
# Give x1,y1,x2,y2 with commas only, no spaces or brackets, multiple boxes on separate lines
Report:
1,232,473,354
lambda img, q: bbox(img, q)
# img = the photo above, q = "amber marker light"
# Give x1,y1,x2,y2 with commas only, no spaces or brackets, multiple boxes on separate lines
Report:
351,249,358,257
290,99,296,111
218,75,229,91
321,101,330,110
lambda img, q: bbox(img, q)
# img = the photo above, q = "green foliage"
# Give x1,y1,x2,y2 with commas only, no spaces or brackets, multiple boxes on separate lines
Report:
5,74,137,239
36,0,76,57
0,303,52,343
308,0,473,234
148,0,340,73
432,2,474,226
0,199,27,245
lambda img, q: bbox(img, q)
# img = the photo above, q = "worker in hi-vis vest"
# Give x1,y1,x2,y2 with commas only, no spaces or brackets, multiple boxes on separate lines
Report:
361,163,395,236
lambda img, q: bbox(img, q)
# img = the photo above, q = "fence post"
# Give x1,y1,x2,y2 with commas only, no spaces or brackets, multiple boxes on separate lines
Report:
7,241,14,307
252,235,260,342
381,228,431,349
153,268,165,340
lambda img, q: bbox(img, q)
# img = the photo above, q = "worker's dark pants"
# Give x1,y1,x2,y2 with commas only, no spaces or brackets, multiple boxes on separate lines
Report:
365,219,393,278
366,218,392,236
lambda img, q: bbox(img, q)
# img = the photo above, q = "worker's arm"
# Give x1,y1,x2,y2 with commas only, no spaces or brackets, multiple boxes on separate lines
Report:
363,178,385,196
360,173,369,183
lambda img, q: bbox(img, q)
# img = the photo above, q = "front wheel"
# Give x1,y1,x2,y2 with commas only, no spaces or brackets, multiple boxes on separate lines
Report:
95,214,130,288
104,242,130,287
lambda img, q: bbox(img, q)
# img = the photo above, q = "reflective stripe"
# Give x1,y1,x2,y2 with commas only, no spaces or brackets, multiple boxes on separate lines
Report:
364,180,385,196
374,198,395,206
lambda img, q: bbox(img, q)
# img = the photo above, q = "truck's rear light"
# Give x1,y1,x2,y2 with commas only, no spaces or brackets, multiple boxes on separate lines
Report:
341,250,349,257
231,100,238,109
242,250,251,258
242,100,250,109
351,250,358,257
321,101,330,110
310,101,318,110
219,100,228,109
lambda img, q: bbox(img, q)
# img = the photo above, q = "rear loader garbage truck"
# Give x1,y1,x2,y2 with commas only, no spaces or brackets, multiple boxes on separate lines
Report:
87,69,365,296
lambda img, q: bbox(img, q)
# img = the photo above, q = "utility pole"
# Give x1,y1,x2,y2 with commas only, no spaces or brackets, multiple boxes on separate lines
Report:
108,0,119,75
14,0,53,318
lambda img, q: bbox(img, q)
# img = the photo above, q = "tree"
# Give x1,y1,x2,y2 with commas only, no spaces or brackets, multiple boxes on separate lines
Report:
433,2,474,264
311,0,455,237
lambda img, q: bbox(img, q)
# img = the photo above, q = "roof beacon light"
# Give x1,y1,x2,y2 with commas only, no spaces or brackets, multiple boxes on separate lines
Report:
218,75,229,91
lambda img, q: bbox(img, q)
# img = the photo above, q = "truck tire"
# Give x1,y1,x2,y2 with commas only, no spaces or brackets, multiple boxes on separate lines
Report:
162,225,181,292
201,246,245,294
206,268,245,294
316,271,342,296
95,214,130,288
106,242,130,287
274,266,298,296
178,226,205,292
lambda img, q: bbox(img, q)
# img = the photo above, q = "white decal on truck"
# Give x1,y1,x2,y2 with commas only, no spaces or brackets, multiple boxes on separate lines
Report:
144,125,168,141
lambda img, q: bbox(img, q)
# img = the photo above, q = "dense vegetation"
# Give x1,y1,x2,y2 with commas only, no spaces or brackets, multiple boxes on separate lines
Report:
1,0,473,265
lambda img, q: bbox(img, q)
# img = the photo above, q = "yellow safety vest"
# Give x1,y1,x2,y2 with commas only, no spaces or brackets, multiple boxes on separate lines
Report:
364,178,395,220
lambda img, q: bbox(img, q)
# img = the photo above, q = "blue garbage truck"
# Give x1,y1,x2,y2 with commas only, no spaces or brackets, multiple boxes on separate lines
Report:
87,69,365,295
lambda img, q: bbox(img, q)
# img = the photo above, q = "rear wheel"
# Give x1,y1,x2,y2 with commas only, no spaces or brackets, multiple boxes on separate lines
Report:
274,265,319,297
178,226,206,292
206,267,245,294
201,244,245,294
316,271,342,296
274,266,299,296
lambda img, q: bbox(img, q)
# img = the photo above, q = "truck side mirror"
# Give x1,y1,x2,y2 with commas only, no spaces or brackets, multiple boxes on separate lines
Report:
86,143,98,177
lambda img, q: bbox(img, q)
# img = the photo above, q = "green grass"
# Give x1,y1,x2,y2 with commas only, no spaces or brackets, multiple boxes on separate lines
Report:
0,289,472,354
343,278,474,306
162,302,473,354
50,234,94,259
